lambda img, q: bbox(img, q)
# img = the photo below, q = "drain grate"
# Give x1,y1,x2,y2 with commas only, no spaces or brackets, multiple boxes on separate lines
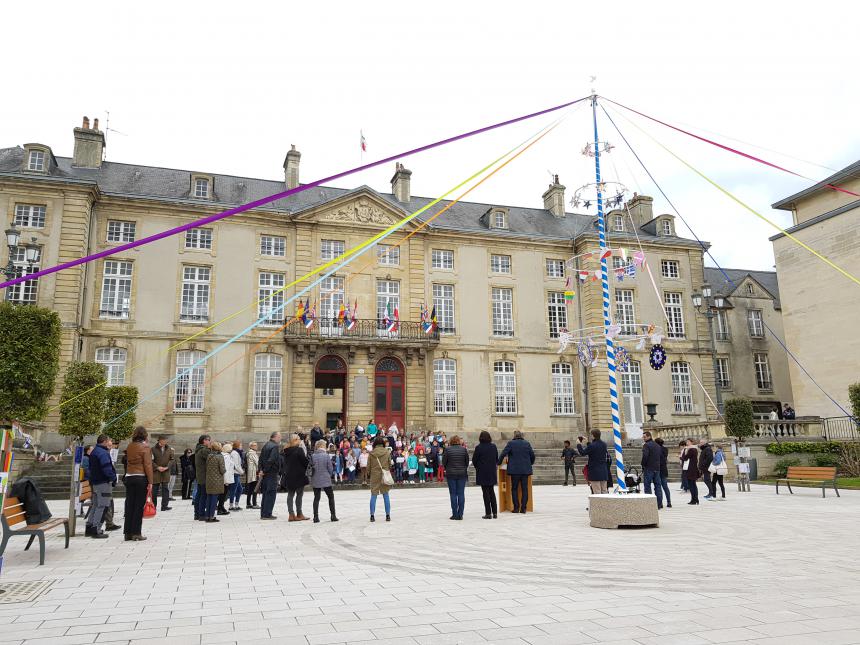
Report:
0,579,54,603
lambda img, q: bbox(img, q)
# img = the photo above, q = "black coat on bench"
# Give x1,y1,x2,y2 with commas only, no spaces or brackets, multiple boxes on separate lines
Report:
10,478,52,525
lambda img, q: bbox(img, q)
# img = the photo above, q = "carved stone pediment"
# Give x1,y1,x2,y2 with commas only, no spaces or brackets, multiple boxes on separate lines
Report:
319,199,399,226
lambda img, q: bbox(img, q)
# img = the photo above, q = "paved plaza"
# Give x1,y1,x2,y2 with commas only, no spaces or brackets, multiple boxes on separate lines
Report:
2,484,860,645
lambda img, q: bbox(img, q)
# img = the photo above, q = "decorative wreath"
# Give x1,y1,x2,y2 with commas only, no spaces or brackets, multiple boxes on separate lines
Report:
577,340,596,368
615,346,630,372
649,343,667,370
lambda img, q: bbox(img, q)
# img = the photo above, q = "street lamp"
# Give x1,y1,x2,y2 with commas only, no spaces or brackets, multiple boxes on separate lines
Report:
691,283,725,416
1,224,39,280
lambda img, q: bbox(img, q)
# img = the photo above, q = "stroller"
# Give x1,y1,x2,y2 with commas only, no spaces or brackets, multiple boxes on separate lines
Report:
623,465,642,493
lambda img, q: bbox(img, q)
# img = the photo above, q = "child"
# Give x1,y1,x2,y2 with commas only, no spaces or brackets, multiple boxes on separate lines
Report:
406,450,418,484
418,451,427,483
333,447,343,484
345,450,357,483
436,447,445,482
359,447,370,485
394,448,405,483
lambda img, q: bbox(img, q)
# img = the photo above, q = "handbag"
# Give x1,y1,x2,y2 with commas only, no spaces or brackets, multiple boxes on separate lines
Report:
376,457,395,486
682,459,690,471
582,465,589,480
143,485,157,518
707,463,718,474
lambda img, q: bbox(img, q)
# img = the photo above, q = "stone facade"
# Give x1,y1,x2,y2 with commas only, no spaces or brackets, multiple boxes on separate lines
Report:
0,118,733,445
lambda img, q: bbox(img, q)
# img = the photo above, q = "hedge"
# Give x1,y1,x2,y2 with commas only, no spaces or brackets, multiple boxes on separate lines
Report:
59,362,106,441
765,441,843,455
103,386,138,443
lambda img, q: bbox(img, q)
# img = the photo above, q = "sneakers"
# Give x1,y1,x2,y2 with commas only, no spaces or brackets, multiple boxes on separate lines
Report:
105,523,121,531
370,515,375,522
386,514,391,522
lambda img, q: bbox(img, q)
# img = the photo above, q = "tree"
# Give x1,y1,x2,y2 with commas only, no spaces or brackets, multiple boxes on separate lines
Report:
58,362,106,441
103,386,138,442
724,397,754,441
0,303,61,423
849,383,860,423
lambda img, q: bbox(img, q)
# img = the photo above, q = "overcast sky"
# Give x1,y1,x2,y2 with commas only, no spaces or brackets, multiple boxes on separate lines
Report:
4,1,857,274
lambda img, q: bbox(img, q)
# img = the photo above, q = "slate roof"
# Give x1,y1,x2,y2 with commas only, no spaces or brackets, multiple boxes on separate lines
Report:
704,267,780,308
0,144,706,246
771,159,860,210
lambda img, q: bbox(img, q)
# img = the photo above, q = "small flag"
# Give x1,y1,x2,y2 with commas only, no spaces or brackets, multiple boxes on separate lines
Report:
304,300,316,329
390,306,400,333
297,299,305,319
360,130,367,152
625,263,636,277
382,302,391,330
620,248,628,262
633,250,646,267
347,299,358,330
337,302,345,324
564,277,575,302
600,249,612,260
578,270,589,282
424,306,437,334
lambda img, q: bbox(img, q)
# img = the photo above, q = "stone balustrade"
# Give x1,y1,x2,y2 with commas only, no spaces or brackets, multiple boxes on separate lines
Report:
647,421,725,443
752,418,824,440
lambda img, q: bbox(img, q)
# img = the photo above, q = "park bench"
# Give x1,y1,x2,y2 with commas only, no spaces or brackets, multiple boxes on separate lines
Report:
78,480,92,517
0,496,70,565
776,466,840,498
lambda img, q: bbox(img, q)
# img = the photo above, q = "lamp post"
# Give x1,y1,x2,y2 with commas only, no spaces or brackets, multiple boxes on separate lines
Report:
1,224,39,281
691,284,725,417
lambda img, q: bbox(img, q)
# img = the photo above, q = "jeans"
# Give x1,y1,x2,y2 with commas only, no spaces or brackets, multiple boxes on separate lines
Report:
564,462,577,485
204,493,219,518
659,472,672,506
123,476,148,537
481,485,497,516
260,473,278,518
151,481,170,510
447,477,466,518
702,471,712,496
686,477,699,503
194,482,206,518
643,470,664,508
510,474,529,511
370,492,391,516
313,487,336,519
229,475,243,504
394,464,403,482
710,473,726,498
181,478,194,499
246,481,258,507
287,487,304,515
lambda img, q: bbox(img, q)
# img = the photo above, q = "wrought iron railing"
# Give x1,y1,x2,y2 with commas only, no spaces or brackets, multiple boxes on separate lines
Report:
284,317,439,342
823,416,860,441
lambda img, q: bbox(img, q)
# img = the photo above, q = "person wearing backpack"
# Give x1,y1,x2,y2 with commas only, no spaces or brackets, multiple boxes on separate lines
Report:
707,444,728,500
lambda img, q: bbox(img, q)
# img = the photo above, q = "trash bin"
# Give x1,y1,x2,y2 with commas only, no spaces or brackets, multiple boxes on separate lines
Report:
747,458,758,481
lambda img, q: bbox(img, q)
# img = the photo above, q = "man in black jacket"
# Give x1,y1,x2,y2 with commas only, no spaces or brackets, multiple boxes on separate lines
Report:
561,440,577,486
85,435,117,538
698,439,714,500
193,435,210,521
259,431,282,519
641,431,664,509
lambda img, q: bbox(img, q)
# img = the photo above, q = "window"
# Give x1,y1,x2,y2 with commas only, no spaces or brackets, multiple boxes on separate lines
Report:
545,259,565,278
613,214,624,232
493,361,517,414
321,239,345,261
754,353,772,391
491,254,511,274
27,150,45,171
174,350,205,411
547,292,567,339
319,276,344,335
107,220,136,243
746,283,754,295
376,280,399,323
377,244,400,266
615,289,636,335
96,347,127,386
660,259,679,279
493,211,507,229
661,219,673,236
5,246,41,304
716,357,731,390
431,249,454,270
194,178,210,199
621,361,643,425
552,363,575,415
748,309,764,338
252,354,282,412
258,272,285,325
664,292,685,338
432,284,455,333
322,388,335,396
14,204,46,228
612,256,625,270
491,287,513,337
99,260,132,318
260,235,286,257
180,266,210,322
185,228,213,250
715,309,730,341
433,359,457,414
671,362,693,413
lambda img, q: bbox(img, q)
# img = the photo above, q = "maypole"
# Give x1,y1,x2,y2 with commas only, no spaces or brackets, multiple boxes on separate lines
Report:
590,93,626,491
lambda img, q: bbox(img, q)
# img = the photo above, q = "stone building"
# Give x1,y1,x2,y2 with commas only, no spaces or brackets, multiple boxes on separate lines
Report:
0,117,724,444
770,160,860,419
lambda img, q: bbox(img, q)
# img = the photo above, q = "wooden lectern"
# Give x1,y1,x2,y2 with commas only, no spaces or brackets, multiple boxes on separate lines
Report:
497,464,534,512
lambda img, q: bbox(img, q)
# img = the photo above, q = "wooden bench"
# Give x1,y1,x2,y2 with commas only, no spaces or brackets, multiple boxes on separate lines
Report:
776,466,840,498
78,480,92,517
0,496,70,565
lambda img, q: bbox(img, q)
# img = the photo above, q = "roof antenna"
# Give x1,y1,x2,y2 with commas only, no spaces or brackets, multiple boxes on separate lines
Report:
103,110,129,161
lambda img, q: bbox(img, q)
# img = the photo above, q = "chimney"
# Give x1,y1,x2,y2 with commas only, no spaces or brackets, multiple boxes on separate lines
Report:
72,115,105,168
390,162,412,203
283,144,301,189
625,193,654,230
542,174,566,217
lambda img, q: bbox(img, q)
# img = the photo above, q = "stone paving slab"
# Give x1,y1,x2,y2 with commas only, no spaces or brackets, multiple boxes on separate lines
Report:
1,484,859,644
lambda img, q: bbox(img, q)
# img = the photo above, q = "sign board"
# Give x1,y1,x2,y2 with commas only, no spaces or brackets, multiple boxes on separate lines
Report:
353,375,368,404
737,447,751,458
737,463,750,474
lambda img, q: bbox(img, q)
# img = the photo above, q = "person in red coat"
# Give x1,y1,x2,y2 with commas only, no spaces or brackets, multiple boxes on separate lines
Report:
681,439,700,505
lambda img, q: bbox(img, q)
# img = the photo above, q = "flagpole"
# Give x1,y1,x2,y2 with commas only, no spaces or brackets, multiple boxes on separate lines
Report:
590,94,626,492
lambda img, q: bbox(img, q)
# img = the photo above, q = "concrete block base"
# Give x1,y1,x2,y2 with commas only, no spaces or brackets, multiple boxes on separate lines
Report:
588,493,660,529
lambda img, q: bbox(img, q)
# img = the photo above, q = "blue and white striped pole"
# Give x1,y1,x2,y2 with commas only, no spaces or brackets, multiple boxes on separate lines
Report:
591,94,627,492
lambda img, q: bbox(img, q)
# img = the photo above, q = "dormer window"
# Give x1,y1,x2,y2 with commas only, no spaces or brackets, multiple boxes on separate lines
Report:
661,219,673,236
194,178,210,199
27,150,45,172
612,214,624,232
492,211,507,229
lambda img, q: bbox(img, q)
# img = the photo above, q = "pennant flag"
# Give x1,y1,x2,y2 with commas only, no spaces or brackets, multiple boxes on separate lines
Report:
360,130,367,152
347,299,358,330
578,270,589,282
564,277,575,302
600,249,612,260
625,263,637,277
633,250,646,267
620,248,628,262
592,270,601,281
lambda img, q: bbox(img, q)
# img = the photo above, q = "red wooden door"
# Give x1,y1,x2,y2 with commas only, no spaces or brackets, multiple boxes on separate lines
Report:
374,357,405,430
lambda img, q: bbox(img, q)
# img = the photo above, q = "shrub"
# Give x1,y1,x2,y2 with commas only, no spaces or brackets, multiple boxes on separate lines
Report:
724,398,754,440
850,383,860,423
839,443,860,478
812,454,841,468
59,362,106,441
0,304,62,423
766,441,841,455
772,457,801,478
103,386,138,443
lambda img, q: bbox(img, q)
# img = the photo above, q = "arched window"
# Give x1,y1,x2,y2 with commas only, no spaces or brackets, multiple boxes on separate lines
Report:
95,347,127,386
175,350,205,411
253,354,283,412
